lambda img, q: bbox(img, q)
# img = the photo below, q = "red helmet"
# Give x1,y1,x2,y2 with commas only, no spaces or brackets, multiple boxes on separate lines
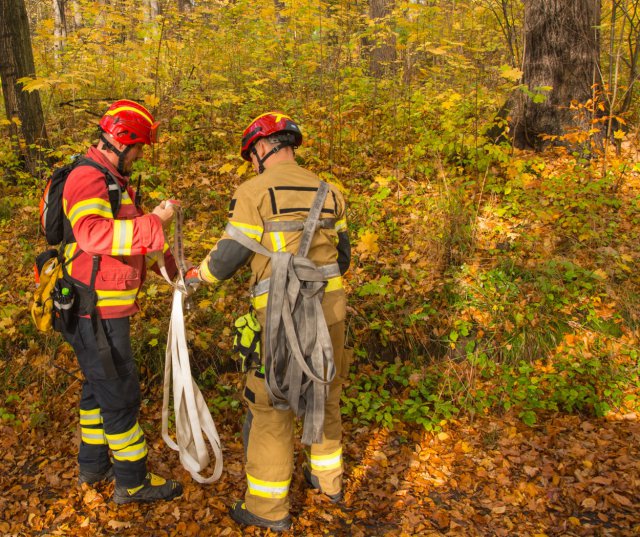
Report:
99,99,159,145
240,112,302,161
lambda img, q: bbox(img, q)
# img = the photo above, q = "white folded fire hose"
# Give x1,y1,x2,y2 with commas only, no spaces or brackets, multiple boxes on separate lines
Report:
159,202,223,484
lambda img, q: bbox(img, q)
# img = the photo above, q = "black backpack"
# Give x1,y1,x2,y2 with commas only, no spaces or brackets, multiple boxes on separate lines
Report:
39,156,124,245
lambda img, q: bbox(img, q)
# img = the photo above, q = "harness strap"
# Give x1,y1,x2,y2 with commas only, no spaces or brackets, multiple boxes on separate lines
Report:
252,262,340,298
225,181,336,445
299,181,329,257
263,218,336,233
161,204,224,483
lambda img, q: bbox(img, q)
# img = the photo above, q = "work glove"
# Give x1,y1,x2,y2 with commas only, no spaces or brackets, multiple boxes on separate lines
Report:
180,266,201,295
233,311,261,372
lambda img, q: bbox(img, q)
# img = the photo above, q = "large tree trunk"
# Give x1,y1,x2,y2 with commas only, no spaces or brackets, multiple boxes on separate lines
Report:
0,0,50,175
509,0,600,150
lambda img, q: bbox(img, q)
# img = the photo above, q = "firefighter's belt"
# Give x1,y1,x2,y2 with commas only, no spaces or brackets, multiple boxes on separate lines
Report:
162,205,223,484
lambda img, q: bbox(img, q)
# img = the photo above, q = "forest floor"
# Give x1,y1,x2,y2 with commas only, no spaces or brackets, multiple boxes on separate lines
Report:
3,143,640,536
0,349,639,537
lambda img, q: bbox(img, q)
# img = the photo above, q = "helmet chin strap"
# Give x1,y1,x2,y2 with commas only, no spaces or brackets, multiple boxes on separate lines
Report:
100,133,133,176
251,143,290,174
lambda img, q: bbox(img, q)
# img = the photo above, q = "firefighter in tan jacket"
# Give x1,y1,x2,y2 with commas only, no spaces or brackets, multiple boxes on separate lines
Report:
185,112,351,532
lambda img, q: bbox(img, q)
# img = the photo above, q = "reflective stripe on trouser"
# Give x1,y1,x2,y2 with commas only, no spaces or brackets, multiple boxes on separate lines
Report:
243,320,347,520
305,323,347,496
106,422,148,462
62,316,148,488
80,408,107,445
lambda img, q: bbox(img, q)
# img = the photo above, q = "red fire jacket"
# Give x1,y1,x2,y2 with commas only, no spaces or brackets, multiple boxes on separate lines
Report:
62,146,176,319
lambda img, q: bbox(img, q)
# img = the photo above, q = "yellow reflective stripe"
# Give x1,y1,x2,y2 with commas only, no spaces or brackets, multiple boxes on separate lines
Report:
251,276,343,310
230,221,263,241
81,427,107,445
67,198,113,227
106,106,153,124
145,251,162,268
335,218,347,232
79,408,102,424
121,190,133,206
248,111,293,125
247,473,290,499
112,440,148,462
326,275,343,293
96,289,138,308
200,260,220,284
310,448,342,471
106,423,143,448
64,242,78,274
80,416,102,426
251,293,268,311
112,219,134,256
269,231,286,253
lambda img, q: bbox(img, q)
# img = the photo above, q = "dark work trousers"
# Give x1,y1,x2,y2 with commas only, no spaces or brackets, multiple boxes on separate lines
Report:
61,316,147,488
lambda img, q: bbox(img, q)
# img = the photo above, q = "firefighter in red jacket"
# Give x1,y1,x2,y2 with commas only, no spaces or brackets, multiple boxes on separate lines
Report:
60,100,182,504
185,112,351,531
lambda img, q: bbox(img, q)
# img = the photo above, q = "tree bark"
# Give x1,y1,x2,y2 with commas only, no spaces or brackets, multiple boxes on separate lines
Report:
509,0,600,150
0,0,50,175
70,0,83,30
367,0,397,77
177,0,193,12
53,0,67,54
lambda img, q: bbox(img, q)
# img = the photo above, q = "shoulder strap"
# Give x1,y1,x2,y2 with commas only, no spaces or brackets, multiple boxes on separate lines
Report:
225,181,330,260
297,181,329,258
75,157,123,218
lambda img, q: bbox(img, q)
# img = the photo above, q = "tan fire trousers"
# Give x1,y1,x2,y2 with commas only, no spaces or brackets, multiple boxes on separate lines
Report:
242,320,352,521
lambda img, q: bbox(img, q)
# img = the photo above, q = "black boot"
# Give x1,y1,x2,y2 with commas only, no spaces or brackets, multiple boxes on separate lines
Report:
113,473,183,504
229,501,292,532
302,463,343,503
78,466,114,485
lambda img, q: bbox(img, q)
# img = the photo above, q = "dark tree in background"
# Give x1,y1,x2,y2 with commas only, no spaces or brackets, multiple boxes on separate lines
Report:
0,0,49,175
509,0,601,150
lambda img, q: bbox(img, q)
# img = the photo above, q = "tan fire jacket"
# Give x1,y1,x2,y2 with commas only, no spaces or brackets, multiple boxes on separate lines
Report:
198,160,350,325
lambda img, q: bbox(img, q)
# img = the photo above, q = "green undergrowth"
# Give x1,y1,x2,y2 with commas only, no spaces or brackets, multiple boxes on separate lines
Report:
342,349,640,431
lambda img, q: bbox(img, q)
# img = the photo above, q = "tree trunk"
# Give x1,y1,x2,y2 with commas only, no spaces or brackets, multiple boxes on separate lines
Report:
0,0,50,175
70,0,83,30
509,0,600,150
144,0,160,21
177,0,193,12
367,0,397,78
53,0,67,54
273,0,287,25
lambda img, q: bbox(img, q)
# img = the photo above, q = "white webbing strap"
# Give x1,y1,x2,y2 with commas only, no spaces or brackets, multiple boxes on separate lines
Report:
161,203,224,483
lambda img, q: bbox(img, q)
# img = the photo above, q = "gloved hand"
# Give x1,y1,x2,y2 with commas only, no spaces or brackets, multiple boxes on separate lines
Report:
182,266,201,295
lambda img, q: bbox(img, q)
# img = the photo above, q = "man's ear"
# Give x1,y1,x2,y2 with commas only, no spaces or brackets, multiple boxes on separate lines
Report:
254,139,268,159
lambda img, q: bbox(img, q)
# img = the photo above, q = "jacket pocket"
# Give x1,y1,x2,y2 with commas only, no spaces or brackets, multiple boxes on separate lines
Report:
96,257,140,290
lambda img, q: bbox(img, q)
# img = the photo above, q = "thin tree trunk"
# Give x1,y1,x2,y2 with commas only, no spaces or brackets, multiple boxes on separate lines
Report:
0,0,50,175
70,0,82,30
53,0,67,54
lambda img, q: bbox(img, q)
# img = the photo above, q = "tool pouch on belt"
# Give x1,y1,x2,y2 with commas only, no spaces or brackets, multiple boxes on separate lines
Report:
31,250,64,333
51,277,77,332
232,310,261,372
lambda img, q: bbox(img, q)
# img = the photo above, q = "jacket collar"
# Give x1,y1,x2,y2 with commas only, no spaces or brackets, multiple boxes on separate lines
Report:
86,146,127,185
